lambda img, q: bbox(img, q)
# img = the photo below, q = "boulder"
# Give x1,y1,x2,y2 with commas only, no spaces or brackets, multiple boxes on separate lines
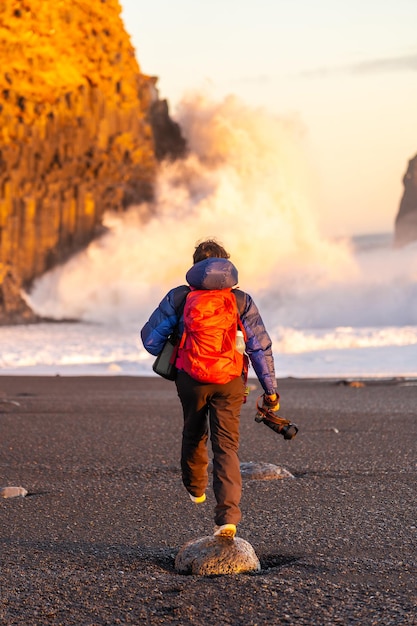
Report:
175,535,261,576
394,154,417,247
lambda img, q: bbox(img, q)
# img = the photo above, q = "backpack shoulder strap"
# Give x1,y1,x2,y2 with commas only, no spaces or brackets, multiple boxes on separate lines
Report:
232,288,246,317
172,285,191,318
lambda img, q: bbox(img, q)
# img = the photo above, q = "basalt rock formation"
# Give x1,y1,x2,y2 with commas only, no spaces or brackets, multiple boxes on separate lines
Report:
394,154,417,247
0,0,185,324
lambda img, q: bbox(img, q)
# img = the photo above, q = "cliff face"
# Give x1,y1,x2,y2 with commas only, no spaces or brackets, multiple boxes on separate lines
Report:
0,0,183,324
394,155,417,247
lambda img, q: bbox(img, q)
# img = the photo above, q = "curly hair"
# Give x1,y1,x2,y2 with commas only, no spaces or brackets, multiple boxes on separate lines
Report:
193,239,230,264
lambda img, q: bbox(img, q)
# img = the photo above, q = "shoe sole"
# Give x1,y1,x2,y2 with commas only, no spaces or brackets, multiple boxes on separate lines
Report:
215,530,236,539
214,524,236,539
189,493,206,504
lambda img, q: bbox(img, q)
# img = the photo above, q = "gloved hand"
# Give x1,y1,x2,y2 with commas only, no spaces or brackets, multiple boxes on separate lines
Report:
262,392,280,412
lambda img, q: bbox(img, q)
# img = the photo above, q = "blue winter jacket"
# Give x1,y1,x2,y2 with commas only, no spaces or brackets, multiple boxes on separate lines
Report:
140,257,277,394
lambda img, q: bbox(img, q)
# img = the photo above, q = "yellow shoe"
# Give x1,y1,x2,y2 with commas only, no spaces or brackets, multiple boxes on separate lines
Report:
213,524,236,539
188,492,206,504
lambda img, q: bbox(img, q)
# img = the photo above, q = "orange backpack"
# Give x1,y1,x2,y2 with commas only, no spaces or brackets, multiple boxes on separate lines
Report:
177,288,246,384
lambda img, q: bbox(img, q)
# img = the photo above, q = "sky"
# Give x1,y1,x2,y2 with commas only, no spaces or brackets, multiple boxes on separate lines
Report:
120,0,417,237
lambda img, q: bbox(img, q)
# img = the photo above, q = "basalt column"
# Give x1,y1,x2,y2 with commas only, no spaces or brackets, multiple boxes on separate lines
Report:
0,0,172,323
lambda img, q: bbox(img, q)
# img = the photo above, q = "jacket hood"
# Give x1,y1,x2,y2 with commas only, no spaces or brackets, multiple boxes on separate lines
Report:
186,258,238,290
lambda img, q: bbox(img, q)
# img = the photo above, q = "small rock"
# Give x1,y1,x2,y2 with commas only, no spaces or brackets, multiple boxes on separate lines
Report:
337,379,366,388
1,486,28,498
175,535,261,576
240,461,294,480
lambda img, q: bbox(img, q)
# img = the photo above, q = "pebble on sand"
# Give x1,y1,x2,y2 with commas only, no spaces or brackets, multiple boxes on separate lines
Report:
1,486,28,498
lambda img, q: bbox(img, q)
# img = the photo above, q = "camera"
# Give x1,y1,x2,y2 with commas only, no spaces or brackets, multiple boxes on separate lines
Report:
255,400,298,440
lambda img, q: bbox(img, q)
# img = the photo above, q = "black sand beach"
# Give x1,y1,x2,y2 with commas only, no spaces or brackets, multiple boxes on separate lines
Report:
0,375,416,625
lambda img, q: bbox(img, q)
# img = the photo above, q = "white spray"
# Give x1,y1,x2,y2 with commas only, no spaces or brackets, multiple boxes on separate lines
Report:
27,93,416,334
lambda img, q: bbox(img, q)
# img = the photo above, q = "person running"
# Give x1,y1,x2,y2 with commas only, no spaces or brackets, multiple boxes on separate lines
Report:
141,239,279,539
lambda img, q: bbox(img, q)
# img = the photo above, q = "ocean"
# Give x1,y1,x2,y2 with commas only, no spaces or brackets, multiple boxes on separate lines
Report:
1,231,415,380
1,96,416,379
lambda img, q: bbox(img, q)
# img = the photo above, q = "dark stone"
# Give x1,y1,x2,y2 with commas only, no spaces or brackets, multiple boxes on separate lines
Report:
149,99,187,162
394,154,417,247
121,179,155,209
0,269,39,326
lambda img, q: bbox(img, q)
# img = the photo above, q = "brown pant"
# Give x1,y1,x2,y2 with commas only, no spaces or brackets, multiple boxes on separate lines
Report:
175,370,245,526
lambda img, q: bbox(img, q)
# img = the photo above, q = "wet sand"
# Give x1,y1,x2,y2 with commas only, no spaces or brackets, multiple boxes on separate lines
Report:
0,375,416,625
